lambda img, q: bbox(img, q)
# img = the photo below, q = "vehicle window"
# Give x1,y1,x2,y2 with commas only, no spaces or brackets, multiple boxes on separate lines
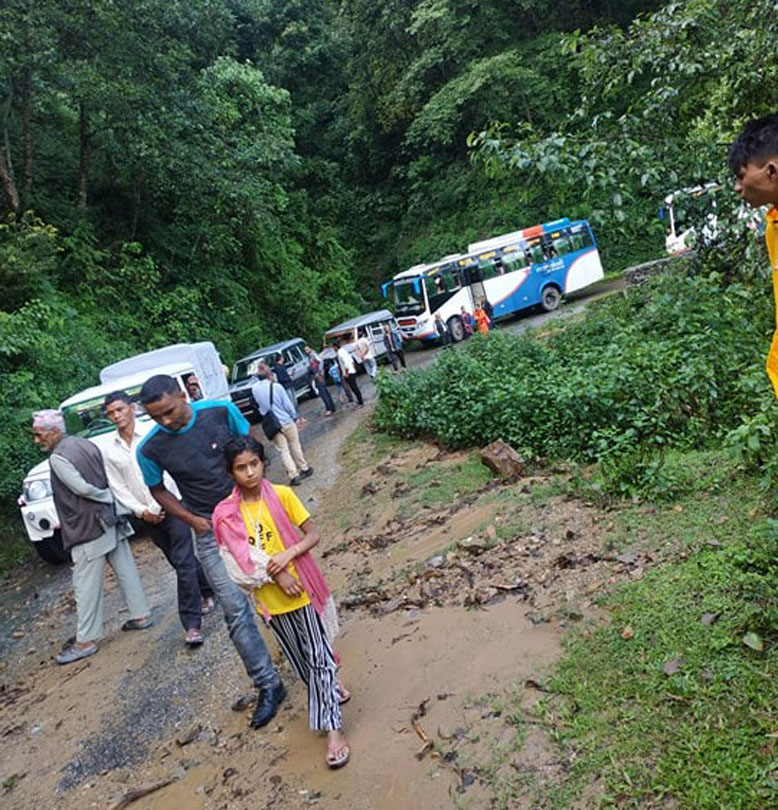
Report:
479,259,497,280
526,238,545,264
569,223,594,250
550,231,572,256
285,344,305,364
500,245,527,272
62,384,147,439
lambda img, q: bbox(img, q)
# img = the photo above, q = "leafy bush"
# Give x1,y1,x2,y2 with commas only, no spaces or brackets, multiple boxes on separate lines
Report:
376,263,771,492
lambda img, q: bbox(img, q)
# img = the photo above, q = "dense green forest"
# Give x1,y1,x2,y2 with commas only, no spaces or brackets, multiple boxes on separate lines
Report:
2,0,777,537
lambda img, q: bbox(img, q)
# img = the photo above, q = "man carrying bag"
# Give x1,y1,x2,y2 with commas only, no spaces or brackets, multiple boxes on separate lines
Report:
251,363,313,486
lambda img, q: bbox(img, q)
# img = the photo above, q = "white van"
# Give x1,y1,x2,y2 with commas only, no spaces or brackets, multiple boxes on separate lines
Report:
321,309,400,369
19,342,229,564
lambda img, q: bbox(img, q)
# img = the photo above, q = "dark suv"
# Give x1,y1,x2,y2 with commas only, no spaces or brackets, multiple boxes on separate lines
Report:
229,338,313,423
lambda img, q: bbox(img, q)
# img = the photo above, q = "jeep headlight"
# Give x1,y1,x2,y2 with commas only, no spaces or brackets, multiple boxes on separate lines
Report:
24,479,52,502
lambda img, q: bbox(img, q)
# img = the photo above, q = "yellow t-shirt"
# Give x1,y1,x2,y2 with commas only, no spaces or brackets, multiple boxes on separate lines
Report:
765,208,778,397
240,485,311,615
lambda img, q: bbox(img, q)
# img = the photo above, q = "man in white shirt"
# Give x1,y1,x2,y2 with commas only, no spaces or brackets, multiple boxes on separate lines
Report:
334,338,364,406
102,390,214,648
250,364,313,485
355,328,377,378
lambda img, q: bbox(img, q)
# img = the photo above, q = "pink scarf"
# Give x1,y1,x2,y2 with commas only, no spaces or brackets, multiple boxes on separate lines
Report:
260,479,332,615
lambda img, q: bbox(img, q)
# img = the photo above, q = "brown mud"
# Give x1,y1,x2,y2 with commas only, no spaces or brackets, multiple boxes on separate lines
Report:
0,395,648,810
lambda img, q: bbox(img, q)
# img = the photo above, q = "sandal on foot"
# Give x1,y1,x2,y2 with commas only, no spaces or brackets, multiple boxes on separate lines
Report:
337,682,351,705
326,743,350,769
185,628,204,647
121,616,152,631
201,597,216,615
56,643,97,665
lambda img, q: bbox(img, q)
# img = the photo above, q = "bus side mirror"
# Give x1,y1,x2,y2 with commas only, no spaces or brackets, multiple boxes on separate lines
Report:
381,281,392,298
658,206,666,220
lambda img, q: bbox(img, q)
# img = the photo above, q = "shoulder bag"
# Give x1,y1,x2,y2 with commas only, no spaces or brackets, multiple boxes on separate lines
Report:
260,383,282,440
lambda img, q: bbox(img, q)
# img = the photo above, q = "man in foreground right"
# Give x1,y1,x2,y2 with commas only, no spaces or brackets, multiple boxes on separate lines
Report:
136,374,285,728
730,113,778,396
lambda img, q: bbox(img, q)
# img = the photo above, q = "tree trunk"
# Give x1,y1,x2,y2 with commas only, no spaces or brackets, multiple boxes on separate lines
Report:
77,101,89,210
0,87,20,215
21,68,33,195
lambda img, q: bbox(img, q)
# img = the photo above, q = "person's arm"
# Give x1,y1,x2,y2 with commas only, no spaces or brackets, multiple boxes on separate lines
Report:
149,483,211,534
225,400,250,436
266,518,319,577
102,447,156,520
49,454,114,504
274,384,297,423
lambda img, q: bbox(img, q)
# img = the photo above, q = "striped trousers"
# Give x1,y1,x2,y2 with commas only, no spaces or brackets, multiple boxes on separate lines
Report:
269,604,342,732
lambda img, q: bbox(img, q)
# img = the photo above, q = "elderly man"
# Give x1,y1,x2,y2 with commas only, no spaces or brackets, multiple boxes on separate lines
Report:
251,362,313,485
31,410,151,665
101,390,214,648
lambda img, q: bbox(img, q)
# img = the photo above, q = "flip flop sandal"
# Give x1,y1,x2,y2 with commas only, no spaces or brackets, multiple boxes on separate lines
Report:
337,683,352,705
185,629,204,647
201,597,216,615
326,744,350,770
55,643,98,665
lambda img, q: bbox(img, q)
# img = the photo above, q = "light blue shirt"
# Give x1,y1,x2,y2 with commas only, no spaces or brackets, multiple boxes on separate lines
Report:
250,379,296,425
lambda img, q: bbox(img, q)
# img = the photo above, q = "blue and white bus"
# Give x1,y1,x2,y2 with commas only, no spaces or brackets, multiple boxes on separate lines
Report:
383,218,604,343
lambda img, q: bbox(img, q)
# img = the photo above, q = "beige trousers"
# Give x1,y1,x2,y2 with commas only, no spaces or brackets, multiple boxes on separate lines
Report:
272,421,310,480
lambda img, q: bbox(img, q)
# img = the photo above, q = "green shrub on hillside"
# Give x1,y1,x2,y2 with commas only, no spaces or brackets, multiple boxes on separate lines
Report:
375,266,771,475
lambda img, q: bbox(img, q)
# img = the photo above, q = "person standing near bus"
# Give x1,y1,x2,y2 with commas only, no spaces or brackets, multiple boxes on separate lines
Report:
434,313,451,345
355,329,377,378
333,339,364,406
481,297,494,330
730,114,778,395
474,304,490,334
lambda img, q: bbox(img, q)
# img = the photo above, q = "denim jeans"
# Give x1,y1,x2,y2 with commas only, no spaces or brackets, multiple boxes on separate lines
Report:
194,528,279,690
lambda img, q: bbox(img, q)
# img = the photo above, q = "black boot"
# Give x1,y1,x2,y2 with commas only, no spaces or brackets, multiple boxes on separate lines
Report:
251,681,287,728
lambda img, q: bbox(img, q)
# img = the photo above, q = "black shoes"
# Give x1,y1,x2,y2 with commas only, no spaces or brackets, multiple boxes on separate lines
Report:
300,467,314,478
251,681,287,728
290,476,302,486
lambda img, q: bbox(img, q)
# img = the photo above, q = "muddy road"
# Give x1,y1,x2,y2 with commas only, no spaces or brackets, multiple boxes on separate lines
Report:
0,286,627,809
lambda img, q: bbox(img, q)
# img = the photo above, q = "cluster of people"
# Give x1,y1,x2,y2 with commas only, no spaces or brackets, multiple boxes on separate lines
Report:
434,297,494,344
32,372,350,769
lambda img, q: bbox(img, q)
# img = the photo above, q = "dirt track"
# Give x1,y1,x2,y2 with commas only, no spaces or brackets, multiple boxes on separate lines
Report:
0,289,629,809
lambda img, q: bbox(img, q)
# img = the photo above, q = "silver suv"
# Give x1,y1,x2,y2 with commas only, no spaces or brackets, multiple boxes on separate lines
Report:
229,338,313,423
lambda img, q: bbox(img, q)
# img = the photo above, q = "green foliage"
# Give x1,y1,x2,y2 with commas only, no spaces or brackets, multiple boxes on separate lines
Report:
376,260,771,494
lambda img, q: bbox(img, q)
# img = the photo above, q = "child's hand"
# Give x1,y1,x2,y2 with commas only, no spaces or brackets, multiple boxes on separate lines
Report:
266,548,295,577
275,570,303,597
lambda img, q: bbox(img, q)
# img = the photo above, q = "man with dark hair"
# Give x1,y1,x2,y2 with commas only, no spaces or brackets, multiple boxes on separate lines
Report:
32,409,150,665
102,390,214,648
270,352,303,424
730,113,778,395
136,374,285,728
333,339,364,406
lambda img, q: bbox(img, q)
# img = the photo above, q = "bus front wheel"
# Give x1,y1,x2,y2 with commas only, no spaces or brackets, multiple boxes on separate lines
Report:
447,316,465,342
540,286,561,312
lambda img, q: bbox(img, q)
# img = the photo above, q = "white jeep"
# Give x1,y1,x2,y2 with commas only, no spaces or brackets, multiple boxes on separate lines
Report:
19,342,229,564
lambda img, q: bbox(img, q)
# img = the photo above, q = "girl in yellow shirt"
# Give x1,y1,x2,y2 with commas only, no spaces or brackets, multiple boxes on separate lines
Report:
213,436,350,769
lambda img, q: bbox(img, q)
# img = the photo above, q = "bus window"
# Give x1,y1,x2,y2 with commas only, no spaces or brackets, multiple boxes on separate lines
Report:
551,231,572,256
479,259,498,280
526,238,545,264
568,223,594,251
441,268,461,290
500,246,527,273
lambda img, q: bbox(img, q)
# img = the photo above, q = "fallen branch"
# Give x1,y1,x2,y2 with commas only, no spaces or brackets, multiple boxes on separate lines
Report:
109,778,174,810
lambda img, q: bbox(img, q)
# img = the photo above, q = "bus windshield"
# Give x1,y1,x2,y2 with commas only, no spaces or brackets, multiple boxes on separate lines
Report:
393,278,426,314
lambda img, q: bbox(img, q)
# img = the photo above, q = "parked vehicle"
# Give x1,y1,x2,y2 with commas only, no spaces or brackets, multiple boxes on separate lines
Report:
19,342,229,564
321,310,400,369
383,218,604,343
229,338,313,423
